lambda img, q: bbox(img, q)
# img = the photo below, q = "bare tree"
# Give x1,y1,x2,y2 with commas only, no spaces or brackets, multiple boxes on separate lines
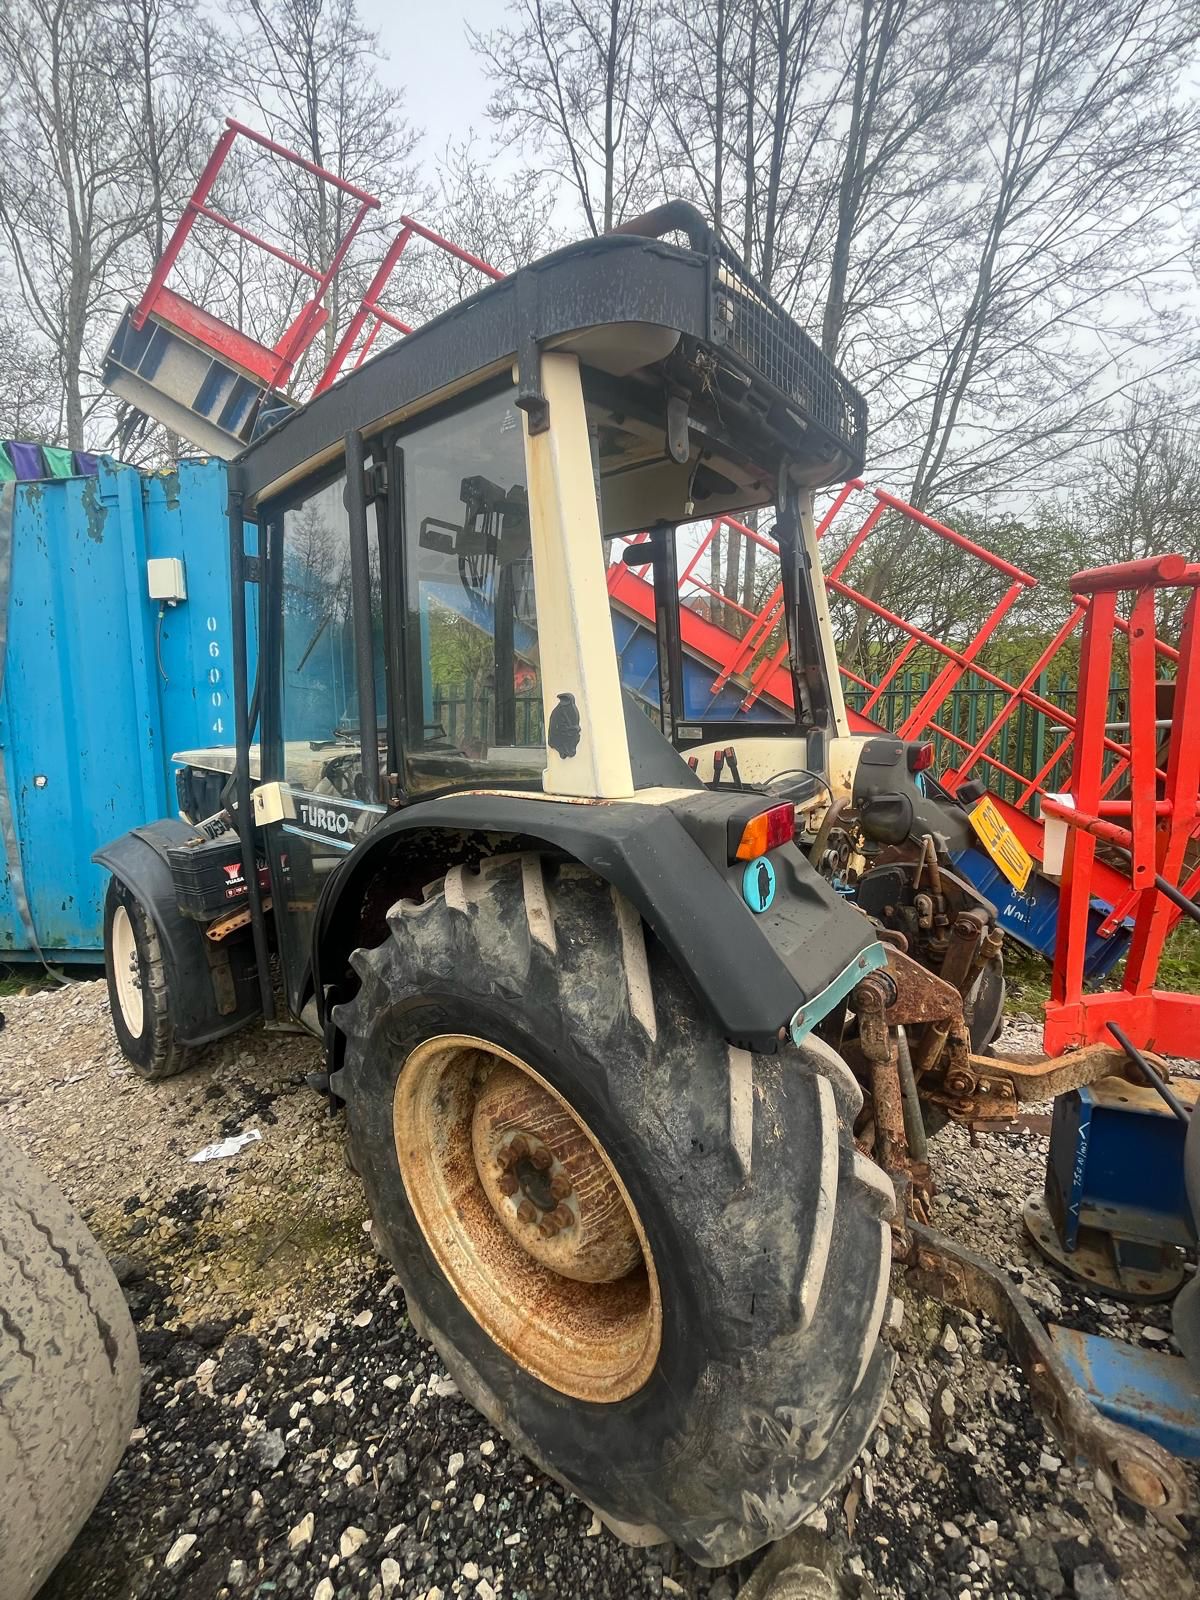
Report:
895,0,1200,511
356,139,565,339
102,0,215,272
814,0,1200,659
0,0,152,446
473,0,654,235
0,294,60,441
803,0,996,364
226,0,421,376
433,141,559,277
100,0,216,458
650,0,748,236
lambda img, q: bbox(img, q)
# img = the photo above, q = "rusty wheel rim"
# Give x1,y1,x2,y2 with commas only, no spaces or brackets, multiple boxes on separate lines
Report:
393,1033,662,1402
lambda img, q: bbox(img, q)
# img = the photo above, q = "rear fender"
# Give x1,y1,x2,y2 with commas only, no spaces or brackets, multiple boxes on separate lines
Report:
93,820,261,1046
311,792,883,1055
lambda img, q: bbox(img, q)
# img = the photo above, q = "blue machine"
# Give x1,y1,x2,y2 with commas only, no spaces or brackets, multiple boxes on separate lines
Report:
0,457,249,960
1024,1074,1200,1463
609,608,788,725
952,840,1130,980
1050,1326,1200,1460
1024,1076,1199,1300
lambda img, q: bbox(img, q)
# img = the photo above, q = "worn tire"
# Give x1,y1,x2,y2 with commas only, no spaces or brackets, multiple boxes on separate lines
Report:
103,876,195,1079
335,855,897,1565
1,1140,140,1600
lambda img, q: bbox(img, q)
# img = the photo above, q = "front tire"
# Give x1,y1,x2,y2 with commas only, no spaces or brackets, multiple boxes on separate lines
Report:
103,877,194,1079
334,856,897,1565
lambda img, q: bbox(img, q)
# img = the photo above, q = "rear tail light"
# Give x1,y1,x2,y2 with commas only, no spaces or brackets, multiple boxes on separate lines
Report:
734,803,796,860
906,741,935,773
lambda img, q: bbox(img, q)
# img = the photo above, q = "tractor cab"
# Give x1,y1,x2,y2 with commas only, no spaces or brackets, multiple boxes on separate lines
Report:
163,206,929,1034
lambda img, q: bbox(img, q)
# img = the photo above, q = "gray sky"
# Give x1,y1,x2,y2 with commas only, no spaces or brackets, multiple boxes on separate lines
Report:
358,0,502,168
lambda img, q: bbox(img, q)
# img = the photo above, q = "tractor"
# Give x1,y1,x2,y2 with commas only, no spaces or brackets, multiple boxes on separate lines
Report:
98,200,1038,1564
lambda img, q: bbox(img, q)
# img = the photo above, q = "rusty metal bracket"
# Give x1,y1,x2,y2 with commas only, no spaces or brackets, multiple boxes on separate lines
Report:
903,1220,1191,1532
918,1043,1155,1124
205,896,273,942
979,1045,1148,1103
854,974,932,1221
882,945,962,1024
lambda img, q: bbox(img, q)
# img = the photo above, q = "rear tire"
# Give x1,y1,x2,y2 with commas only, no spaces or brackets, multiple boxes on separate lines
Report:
1,1140,140,1600
103,877,194,1079
334,855,896,1565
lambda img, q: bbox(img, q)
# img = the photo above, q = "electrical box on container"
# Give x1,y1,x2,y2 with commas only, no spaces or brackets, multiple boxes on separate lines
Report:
147,556,187,602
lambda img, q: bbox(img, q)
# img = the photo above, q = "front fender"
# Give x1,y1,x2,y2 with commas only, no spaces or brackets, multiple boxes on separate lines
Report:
312,793,881,1055
93,821,261,1047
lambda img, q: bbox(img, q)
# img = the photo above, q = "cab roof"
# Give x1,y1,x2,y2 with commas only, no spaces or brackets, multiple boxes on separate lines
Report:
234,228,866,513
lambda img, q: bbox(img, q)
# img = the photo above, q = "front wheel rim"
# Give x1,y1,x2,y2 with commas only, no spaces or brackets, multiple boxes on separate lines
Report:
111,904,144,1037
393,1032,662,1402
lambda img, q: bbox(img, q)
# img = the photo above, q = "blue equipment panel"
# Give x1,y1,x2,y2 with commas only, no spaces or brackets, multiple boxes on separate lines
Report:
609,607,787,724
952,840,1129,979
1046,1078,1199,1254
1051,1325,1200,1460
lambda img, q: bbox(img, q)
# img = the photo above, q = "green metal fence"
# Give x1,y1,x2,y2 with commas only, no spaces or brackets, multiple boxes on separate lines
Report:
843,671,1127,807
432,671,1129,810
431,683,544,749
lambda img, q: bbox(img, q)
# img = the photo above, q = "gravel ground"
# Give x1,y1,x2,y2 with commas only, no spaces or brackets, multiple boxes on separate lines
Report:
2,982,1197,1600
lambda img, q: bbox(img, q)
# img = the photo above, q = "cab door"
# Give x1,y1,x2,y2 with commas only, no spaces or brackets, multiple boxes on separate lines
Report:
259,446,391,1017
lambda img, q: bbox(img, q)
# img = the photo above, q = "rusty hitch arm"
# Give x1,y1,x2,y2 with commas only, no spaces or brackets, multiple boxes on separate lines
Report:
902,1220,1191,1533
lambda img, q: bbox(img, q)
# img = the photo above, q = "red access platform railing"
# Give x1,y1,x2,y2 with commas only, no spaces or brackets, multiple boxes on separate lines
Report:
1044,556,1200,1056
132,117,500,399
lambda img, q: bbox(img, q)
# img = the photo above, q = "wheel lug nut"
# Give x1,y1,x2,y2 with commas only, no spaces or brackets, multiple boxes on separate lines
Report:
530,1147,552,1171
508,1135,529,1160
497,1173,519,1197
538,1217,560,1239
549,1174,572,1201
550,1203,573,1229
516,1199,537,1225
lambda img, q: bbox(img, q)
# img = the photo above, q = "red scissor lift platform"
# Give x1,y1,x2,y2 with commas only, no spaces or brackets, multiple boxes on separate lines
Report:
102,118,498,458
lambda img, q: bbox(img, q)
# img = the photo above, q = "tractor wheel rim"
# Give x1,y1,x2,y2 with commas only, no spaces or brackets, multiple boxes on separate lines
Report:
112,905,144,1037
393,1033,662,1402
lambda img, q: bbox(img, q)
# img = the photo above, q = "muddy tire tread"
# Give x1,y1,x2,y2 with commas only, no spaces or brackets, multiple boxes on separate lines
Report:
336,855,894,1564
104,878,195,1080
0,1142,140,1600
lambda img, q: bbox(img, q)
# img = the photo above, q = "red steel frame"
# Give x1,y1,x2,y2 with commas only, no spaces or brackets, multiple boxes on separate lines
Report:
133,119,505,403
1043,557,1200,1056
810,483,1187,924
608,489,1196,962
313,218,503,395
132,119,381,395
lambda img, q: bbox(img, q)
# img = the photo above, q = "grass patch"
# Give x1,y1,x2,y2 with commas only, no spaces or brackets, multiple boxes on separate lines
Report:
0,963,58,996
1155,917,1200,992
0,961,103,995
1003,939,1051,1016
1002,917,1200,1020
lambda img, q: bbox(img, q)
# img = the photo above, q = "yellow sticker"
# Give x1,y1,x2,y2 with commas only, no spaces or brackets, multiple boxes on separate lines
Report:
969,796,1033,893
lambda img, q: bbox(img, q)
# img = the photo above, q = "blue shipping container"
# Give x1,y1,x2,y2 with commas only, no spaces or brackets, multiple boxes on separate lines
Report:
0,457,251,960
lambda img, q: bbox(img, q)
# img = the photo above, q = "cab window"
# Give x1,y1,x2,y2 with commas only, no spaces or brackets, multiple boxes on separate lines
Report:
402,387,543,792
